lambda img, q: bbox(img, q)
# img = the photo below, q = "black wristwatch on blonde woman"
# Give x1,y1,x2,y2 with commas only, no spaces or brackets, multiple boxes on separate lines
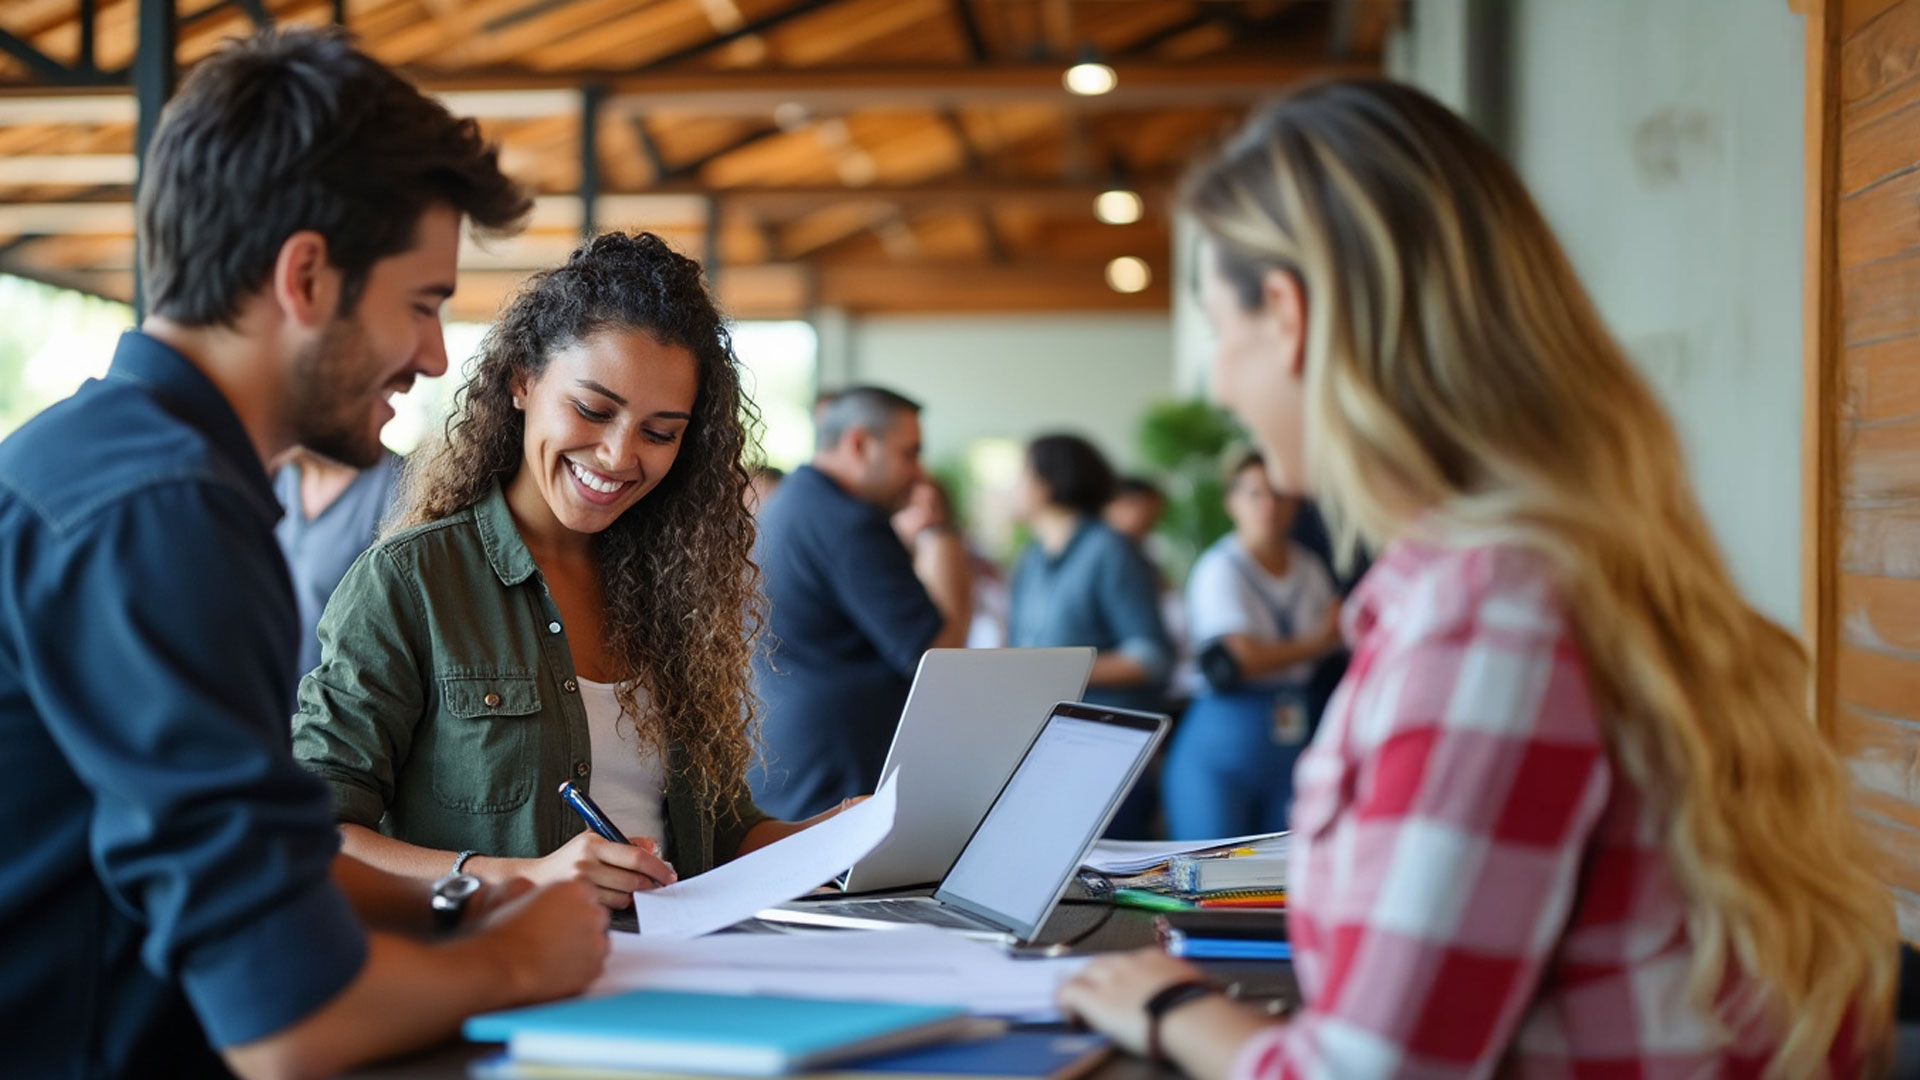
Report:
1143,979,1220,1063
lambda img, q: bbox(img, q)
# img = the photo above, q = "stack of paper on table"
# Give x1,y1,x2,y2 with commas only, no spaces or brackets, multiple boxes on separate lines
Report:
1169,852,1287,894
1079,831,1287,876
589,927,1087,1023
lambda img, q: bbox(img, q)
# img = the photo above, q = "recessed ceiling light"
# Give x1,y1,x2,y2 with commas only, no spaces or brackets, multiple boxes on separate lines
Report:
1064,61,1117,96
1106,256,1151,293
773,102,811,131
1094,189,1143,225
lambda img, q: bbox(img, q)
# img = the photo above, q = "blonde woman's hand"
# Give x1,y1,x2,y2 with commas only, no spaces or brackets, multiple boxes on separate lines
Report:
517,831,677,908
1056,949,1210,1056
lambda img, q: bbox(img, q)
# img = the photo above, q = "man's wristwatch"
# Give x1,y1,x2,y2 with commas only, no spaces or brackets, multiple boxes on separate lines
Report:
1143,979,1220,1063
430,850,482,932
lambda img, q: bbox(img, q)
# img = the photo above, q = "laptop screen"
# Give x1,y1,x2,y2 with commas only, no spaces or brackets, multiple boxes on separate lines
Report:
934,704,1164,940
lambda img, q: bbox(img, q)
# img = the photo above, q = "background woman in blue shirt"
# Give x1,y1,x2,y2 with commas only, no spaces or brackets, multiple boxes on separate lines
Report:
1007,433,1172,835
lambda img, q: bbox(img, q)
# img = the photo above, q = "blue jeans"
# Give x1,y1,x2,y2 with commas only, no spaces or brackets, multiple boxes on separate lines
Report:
1162,690,1304,840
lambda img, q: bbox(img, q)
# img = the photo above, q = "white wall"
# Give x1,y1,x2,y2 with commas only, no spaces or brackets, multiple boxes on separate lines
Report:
840,312,1176,472
1175,0,1806,627
1498,0,1805,630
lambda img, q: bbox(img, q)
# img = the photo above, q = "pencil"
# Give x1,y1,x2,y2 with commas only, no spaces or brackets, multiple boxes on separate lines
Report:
1198,887,1290,903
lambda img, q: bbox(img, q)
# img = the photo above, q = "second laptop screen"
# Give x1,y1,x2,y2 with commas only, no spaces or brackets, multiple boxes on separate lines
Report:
938,712,1154,935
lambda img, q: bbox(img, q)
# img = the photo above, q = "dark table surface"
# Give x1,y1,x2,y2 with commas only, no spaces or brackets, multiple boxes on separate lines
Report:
345,899,1295,1079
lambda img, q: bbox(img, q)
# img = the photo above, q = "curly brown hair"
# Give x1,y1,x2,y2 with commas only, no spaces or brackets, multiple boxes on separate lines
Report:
394,231,761,812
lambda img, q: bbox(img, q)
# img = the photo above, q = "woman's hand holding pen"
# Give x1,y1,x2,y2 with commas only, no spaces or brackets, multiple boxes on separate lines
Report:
473,833,677,909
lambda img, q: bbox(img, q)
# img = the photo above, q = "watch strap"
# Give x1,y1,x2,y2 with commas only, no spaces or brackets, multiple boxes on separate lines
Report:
1143,979,1218,1063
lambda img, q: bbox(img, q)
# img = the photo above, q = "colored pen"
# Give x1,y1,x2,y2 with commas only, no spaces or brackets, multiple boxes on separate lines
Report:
1111,887,1194,912
558,780,629,844
1198,893,1289,909
1166,938,1292,961
558,780,672,890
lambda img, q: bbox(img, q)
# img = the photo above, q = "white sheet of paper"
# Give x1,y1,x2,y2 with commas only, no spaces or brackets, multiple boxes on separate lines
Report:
626,775,899,939
591,926,1087,1021
1080,831,1288,875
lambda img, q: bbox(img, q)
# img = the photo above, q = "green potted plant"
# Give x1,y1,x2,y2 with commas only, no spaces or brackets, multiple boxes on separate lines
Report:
1135,398,1240,579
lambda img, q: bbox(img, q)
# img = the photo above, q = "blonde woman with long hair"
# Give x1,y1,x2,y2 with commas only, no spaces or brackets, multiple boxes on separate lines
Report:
1058,80,1896,1078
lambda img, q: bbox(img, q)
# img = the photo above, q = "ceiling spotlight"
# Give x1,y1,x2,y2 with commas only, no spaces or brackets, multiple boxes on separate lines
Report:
1106,256,1151,294
1063,46,1117,96
836,150,878,187
773,102,812,131
1094,188,1143,225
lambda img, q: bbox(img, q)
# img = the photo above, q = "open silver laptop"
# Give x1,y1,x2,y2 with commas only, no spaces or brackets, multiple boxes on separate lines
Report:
840,648,1094,894
759,702,1169,944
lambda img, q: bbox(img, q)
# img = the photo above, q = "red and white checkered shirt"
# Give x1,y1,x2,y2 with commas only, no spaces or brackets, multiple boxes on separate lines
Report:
1231,538,1816,1080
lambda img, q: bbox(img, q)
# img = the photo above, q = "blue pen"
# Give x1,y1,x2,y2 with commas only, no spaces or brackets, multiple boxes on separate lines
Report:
558,779,631,844
1166,938,1292,962
559,780,673,889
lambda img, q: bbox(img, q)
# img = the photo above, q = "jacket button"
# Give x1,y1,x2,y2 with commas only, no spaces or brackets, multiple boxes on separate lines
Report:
574,761,590,778
483,693,501,708
548,621,562,634
563,679,578,693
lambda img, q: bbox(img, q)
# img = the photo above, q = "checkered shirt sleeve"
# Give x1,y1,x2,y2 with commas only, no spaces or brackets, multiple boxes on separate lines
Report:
1232,541,1612,1079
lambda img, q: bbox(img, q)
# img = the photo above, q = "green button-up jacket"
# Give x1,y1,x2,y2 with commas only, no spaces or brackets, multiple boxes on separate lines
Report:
291,481,769,874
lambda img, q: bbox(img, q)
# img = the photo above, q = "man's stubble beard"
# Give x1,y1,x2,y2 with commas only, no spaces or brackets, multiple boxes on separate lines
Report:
288,314,386,469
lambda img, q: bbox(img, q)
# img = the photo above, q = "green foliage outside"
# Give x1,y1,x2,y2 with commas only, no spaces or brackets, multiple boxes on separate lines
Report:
0,276,133,439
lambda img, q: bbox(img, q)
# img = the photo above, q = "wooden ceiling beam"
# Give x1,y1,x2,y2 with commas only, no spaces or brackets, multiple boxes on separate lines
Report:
0,247,1167,317
626,0,847,72
816,258,1168,313
770,0,947,68
0,178,1172,220
950,0,990,63
422,59,1370,113
0,153,135,185
0,192,711,237
0,59,1366,124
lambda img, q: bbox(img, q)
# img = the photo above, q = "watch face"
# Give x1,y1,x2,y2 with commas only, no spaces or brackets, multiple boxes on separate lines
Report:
434,873,483,905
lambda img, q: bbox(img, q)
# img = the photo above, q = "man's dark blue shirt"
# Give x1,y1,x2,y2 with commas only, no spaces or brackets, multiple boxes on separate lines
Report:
0,332,367,1077
748,465,942,819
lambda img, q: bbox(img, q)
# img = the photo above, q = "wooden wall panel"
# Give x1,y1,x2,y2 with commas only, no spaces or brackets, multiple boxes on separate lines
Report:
1812,0,1920,934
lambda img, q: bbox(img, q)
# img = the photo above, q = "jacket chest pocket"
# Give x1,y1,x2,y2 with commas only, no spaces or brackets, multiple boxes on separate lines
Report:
429,673,543,813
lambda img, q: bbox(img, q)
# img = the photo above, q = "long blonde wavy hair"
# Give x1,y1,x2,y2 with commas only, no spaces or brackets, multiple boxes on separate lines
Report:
1184,79,1895,1072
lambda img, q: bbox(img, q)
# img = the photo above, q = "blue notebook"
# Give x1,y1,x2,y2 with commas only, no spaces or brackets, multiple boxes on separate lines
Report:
838,1030,1110,1080
471,1030,1110,1080
465,991,974,1076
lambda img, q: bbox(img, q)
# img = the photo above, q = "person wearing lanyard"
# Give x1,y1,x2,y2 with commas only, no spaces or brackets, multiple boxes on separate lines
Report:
1057,79,1894,1077
1164,449,1340,840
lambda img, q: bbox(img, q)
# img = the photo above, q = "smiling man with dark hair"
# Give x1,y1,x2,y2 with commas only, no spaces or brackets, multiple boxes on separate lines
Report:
0,29,611,1080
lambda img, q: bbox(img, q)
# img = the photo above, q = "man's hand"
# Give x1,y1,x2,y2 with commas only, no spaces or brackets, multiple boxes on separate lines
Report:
475,879,612,1002
463,875,534,927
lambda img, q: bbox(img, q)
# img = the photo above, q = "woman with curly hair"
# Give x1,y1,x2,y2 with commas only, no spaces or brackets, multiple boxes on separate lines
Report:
294,231,826,909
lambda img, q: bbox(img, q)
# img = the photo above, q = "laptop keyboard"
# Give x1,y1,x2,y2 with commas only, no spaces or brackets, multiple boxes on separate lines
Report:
801,898,999,931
